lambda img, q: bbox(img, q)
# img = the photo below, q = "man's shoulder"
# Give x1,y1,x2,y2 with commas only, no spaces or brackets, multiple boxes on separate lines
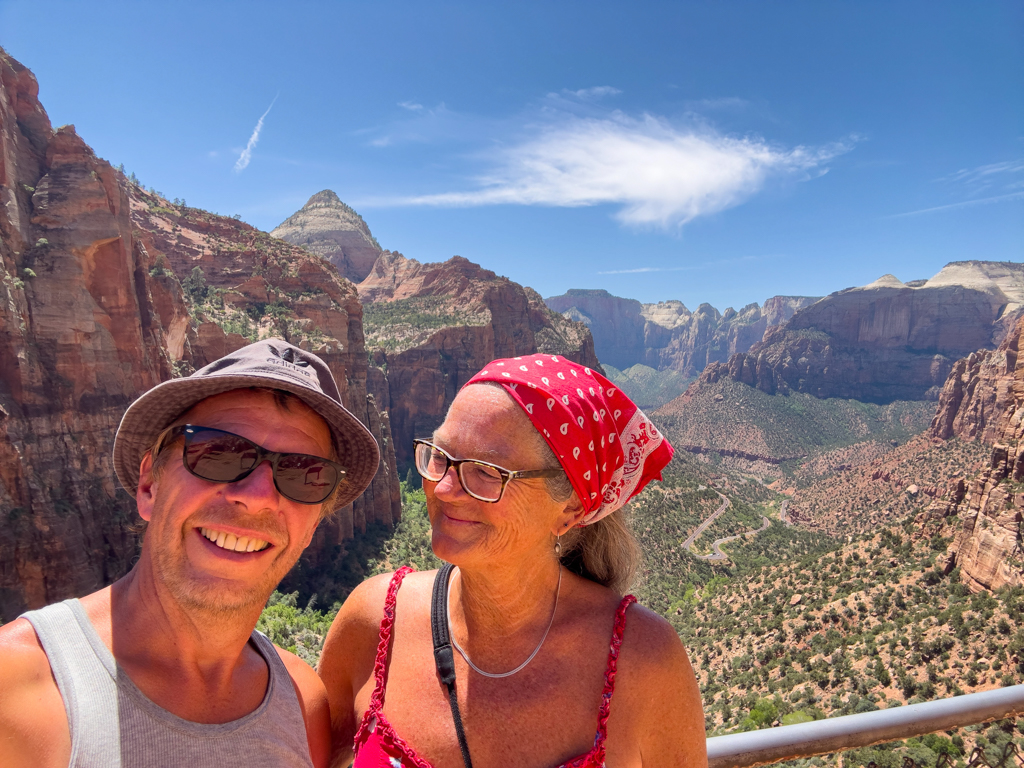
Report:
0,616,51,682
0,617,71,768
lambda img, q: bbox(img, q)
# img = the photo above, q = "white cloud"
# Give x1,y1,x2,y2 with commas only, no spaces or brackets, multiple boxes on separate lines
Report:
395,114,850,228
398,101,424,111
234,95,278,173
887,191,1024,218
562,86,621,101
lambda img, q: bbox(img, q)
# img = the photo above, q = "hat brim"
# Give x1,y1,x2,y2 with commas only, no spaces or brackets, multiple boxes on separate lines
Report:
113,371,380,511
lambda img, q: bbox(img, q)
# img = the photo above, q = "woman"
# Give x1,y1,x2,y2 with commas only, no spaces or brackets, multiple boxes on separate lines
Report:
319,356,707,767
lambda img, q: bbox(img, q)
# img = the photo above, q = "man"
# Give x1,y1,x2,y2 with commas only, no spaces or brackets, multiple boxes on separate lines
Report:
0,339,380,767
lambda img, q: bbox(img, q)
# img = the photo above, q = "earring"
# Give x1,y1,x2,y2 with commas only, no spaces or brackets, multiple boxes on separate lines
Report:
554,535,562,557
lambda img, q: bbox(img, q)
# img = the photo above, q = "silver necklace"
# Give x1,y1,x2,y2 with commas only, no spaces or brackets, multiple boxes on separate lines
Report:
447,566,561,679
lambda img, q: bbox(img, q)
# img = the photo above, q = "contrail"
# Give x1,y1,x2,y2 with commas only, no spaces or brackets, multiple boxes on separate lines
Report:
234,94,279,173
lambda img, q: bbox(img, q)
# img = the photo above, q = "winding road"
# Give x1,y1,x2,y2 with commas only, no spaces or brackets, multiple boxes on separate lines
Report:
681,492,730,550
682,490,775,562
693,515,771,561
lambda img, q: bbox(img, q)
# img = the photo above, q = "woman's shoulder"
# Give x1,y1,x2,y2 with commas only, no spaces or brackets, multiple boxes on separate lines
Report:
339,568,438,622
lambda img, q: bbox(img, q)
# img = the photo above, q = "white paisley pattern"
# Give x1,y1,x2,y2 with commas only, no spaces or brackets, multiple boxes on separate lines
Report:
590,408,664,525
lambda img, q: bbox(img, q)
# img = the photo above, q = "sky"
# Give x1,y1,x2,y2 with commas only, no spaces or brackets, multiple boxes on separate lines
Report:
1,1,1021,310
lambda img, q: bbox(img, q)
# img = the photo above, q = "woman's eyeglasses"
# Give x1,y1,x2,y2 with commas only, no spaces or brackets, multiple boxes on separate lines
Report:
413,439,563,503
160,425,345,505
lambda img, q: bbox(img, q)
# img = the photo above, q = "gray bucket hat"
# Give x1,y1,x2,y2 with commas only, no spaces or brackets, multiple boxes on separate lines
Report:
113,338,380,509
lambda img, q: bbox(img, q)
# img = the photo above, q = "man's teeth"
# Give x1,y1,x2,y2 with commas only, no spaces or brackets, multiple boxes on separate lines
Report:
200,527,269,552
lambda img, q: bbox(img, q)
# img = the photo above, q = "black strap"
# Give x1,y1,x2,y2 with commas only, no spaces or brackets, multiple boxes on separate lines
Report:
432,563,474,768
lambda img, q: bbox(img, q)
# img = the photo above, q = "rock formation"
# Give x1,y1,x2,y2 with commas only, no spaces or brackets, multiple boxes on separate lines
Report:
927,314,1024,593
271,190,383,283
544,288,818,375
357,252,601,467
0,48,399,620
698,262,1024,404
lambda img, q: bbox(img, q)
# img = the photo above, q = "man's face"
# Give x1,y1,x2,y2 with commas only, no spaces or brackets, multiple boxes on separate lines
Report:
136,389,333,615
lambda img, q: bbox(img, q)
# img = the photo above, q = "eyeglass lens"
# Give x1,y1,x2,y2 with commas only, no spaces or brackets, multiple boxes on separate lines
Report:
182,427,341,504
414,441,505,501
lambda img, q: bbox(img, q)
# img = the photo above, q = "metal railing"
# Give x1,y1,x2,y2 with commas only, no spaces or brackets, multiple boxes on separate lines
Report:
706,684,1024,768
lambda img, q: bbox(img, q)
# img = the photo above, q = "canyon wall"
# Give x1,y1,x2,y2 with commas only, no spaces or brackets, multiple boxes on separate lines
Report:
699,266,1024,404
544,288,818,375
356,252,601,467
0,49,400,620
927,315,1024,593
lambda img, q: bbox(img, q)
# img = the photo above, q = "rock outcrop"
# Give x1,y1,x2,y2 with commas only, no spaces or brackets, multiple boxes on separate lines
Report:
0,49,399,620
358,252,601,467
271,190,383,283
544,289,818,375
927,315,1024,593
699,263,1024,404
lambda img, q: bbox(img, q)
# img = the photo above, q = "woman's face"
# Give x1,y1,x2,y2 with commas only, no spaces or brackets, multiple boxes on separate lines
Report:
425,384,573,568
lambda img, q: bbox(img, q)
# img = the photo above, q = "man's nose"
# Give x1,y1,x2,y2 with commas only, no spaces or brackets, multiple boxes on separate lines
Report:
223,460,280,508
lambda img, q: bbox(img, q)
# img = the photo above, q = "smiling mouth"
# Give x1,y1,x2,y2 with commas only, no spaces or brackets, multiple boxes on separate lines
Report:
200,527,271,553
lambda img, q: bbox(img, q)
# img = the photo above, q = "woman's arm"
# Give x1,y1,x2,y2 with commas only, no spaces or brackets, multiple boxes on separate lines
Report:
317,573,394,768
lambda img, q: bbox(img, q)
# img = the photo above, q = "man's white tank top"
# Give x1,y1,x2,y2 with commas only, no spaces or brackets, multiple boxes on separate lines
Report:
21,599,314,767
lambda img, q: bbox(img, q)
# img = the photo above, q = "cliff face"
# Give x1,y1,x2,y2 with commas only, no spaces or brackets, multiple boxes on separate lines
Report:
271,190,383,283
0,49,399,620
359,253,601,467
927,315,1024,594
544,289,819,375
700,265,1024,404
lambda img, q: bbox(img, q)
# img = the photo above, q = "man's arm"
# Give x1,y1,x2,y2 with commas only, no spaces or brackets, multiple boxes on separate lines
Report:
0,619,71,768
278,648,332,768
316,573,394,768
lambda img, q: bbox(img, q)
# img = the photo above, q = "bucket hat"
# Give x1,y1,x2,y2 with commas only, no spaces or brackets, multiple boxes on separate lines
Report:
113,338,379,510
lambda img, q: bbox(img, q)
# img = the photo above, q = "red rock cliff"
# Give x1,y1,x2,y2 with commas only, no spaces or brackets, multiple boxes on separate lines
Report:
358,252,601,467
927,315,1024,593
0,49,399,620
700,266,1024,404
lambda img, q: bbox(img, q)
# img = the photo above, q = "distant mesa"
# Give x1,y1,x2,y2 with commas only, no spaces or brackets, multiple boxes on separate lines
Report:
271,190,383,283
545,288,820,376
692,260,1024,404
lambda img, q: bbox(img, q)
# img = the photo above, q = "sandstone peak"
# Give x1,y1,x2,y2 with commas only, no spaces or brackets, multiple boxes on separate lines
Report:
271,190,382,283
862,274,906,290
923,260,1024,315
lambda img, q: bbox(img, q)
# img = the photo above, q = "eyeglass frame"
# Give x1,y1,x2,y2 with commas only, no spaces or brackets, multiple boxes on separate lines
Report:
412,438,565,503
155,424,346,505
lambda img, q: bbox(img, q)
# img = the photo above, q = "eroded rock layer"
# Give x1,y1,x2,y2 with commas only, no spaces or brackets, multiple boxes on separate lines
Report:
699,263,1024,404
358,252,601,467
927,315,1024,593
544,288,818,375
0,49,399,620
271,190,383,283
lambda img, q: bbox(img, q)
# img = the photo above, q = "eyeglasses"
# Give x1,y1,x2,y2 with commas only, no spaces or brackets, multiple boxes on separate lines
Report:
161,425,345,505
413,439,563,503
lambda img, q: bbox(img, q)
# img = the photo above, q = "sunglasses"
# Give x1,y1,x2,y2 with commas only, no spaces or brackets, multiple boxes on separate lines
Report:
160,425,345,505
413,439,563,503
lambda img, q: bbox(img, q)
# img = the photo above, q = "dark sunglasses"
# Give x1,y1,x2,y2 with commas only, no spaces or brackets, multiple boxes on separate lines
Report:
159,425,345,505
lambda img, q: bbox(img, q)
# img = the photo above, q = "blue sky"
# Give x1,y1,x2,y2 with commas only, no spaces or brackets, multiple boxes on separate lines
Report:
2,1,1021,310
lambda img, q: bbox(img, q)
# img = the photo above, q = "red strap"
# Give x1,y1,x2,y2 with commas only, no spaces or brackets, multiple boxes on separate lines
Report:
367,566,415,714
592,594,636,757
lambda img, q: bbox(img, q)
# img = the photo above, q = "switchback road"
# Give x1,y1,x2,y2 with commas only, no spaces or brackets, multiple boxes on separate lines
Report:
681,492,730,551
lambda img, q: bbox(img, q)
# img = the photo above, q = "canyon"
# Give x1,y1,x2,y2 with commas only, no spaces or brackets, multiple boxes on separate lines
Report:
695,264,1024,403
0,49,405,618
0,48,599,619
545,288,819,375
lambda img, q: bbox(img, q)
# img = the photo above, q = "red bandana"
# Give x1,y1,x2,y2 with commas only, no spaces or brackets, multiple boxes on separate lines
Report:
465,355,673,525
